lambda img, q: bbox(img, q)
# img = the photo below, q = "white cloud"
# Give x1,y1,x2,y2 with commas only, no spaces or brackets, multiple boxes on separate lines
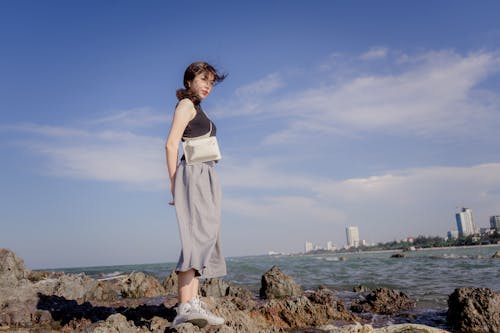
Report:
220,159,500,248
235,73,283,98
262,50,500,141
90,107,167,128
360,46,389,60
6,115,169,190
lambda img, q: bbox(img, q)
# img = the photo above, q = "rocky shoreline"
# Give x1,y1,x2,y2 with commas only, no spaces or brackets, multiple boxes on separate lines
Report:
1,248,499,332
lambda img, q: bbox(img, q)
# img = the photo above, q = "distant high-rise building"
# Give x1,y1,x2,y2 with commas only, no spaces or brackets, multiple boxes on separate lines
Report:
447,230,459,240
305,241,313,253
326,241,336,251
346,226,360,248
490,216,500,232
455,207,477,237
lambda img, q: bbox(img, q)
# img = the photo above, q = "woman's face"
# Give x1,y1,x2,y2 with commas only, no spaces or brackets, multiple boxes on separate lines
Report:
188,71,215,100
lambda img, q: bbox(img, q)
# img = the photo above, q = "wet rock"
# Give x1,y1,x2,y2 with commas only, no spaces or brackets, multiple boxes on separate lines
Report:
200,278,254,299
447,287,500,333
306,287,359,323
260,288,358,329
259,266,303,299
320,323,449,332
492,251,500,258
120,272,165,298
390,253,406,258
374,324,450,332
350,288,415,315
353,285,371,293
0,248,29,287
320,322,373,332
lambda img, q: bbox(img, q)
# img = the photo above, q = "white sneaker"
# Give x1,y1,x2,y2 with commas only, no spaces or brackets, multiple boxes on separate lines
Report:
172,302,208,328
189,296,225,326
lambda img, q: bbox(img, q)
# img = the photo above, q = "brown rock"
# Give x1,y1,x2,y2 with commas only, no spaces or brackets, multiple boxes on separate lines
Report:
350,288,415,315
200,278,254,299
390,253,406,258
93,313,137,333
120,272,165,298
447,287,500,333
306,287,359,323
492,251,500,258
259,266,303,299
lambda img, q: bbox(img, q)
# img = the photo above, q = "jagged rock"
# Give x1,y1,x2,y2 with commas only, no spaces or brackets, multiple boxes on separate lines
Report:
0,248,29,288
34,273,99,301
306,287,359,322
120,272,166,298
492,251,500,258
169,322,202,332
447,287,500,333
373,324,450,332
353,285,371,293
93,313,137,333
27,270,64,283
163,270,178,295
320,322,374,332
200,278,254,299
321,323,450,332
260,288,358,329
350,288,415,315
208,297,282,333
259,266,303,299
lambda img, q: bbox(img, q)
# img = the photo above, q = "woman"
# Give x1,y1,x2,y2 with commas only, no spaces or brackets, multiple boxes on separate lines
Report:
165,62,227,328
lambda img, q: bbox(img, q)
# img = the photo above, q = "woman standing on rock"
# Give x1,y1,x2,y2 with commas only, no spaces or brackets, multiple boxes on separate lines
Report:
165,62,227,328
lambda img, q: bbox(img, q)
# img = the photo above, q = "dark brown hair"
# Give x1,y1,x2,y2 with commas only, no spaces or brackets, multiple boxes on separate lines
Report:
176,61,227,104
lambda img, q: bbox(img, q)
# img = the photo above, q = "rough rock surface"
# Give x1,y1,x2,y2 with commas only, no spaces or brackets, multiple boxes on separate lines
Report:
259,265,303,299
0,248,453,333
120,272,166,298
350,288,415,315
260,290,358,329
200,278,254,299
163,270,178,295
0,248,29,288
447,287,500,333
492,251,500,258
321,323,449,332
93,313,138,333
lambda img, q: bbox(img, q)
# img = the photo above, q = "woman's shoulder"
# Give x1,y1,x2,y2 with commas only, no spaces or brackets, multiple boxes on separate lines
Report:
175,98,197,116
178,98,195,106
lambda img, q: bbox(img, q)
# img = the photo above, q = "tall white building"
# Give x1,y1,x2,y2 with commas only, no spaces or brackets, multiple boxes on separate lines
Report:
346,226,360,248
305,241,313,253
455,207,477,237
326,241,336,251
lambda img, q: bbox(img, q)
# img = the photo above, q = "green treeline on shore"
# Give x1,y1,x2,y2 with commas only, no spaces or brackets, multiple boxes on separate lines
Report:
346,232,500,253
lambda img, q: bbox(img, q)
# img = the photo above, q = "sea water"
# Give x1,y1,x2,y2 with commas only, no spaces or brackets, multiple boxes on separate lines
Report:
53,245,500,328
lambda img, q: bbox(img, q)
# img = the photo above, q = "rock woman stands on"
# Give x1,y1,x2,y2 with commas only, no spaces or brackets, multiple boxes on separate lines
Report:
164,62,227,328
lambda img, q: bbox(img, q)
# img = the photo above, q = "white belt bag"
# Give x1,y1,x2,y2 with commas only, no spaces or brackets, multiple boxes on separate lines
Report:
182,123,221,165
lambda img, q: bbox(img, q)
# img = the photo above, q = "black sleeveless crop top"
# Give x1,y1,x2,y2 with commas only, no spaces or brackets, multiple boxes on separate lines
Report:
182,104,216,140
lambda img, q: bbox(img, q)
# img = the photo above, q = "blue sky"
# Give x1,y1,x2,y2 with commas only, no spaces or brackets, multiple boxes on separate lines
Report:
1,1,500,269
